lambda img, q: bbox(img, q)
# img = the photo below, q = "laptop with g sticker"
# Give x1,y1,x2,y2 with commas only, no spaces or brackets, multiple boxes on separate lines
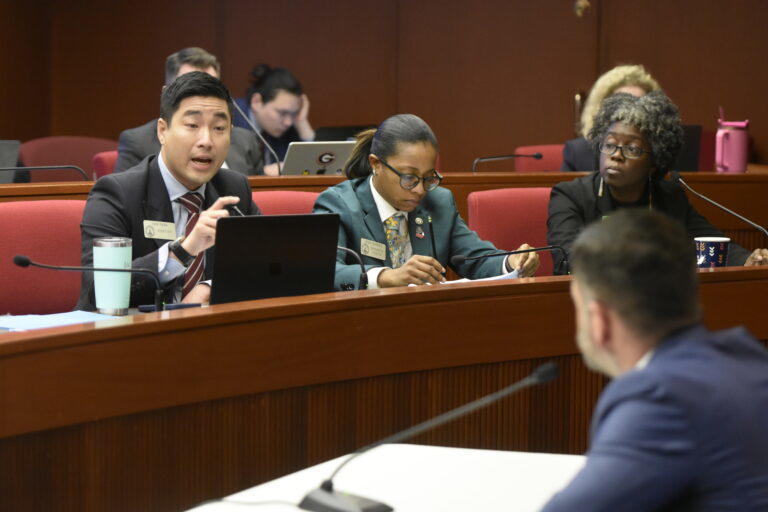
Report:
282,141,355,176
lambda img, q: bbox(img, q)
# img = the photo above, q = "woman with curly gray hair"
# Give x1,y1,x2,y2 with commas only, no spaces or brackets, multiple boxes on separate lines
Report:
561,64,660,172
547,91,767,274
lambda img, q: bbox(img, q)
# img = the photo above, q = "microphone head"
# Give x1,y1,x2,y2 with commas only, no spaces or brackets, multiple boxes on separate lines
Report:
13,255,31,267
532,361,559,384
670,171,682,183
533,152,543,160
450,255,466,266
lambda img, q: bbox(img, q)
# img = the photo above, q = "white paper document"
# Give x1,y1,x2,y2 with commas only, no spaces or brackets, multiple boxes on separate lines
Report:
0,311,117,332
408,269,520,287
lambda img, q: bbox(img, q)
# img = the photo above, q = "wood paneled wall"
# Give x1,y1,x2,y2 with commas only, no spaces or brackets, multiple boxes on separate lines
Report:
1,0,768,168
599,1,768,164
0,2,51,141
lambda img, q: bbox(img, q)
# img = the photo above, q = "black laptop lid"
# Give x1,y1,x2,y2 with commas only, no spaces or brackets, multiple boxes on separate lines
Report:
675,125,702,172
210,213,340,305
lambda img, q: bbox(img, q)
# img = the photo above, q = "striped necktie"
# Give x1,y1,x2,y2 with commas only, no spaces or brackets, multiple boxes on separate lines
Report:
384,213,408,269
177,192,204,298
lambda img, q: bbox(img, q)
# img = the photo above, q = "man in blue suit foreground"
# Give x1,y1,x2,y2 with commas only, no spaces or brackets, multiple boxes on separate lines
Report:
541,209,768,511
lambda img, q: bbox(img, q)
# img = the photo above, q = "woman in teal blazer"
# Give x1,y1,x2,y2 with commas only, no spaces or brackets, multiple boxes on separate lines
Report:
313,114,539,290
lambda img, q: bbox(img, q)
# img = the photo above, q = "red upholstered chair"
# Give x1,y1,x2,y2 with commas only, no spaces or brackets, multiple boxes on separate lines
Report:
513,144,565,172
251,190,320,215
20,136,118,182
0,200,86,314
467,187,554,276
92,150,118,179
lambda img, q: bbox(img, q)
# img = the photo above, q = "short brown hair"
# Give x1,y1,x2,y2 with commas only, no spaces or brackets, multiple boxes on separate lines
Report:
165,47,220,85
571,209,701,338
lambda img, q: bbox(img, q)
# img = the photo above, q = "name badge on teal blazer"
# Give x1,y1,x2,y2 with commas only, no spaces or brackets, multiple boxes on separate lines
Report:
361,238,386,261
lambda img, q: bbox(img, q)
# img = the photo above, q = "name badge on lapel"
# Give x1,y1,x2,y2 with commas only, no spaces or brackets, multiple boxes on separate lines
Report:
360,238,387,261
143,220,177,241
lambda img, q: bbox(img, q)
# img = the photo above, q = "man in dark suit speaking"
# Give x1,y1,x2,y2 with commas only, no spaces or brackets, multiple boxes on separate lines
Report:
77,72,260,310
115,47,265,176
541,209,768,511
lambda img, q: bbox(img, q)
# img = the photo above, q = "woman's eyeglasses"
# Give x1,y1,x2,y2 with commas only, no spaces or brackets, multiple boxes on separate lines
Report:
378,157,442,191
599,141,651,160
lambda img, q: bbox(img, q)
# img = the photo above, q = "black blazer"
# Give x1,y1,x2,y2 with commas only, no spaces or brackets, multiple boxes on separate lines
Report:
560,137,598,172
546,172,751,274
76,155,260,310
115,119,265,175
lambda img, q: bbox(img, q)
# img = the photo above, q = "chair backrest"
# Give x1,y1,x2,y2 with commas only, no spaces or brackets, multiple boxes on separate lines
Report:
20,136,118,182
513,144,565,172
251,190,320,215
467,187,553,276
92,150,119,179
0,200,86,314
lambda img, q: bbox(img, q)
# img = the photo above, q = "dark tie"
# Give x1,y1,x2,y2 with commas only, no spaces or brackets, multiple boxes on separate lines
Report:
177,192,204,298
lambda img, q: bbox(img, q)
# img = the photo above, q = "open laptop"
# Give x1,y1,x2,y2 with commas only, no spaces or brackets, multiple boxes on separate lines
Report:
0,140,21,184
210,213,340,305
282,141,355,176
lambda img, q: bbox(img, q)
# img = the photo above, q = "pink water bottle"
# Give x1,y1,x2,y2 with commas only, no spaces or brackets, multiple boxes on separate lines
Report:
715,107,749,173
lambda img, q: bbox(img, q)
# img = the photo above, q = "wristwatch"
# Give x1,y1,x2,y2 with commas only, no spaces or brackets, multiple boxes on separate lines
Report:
169,236,195,267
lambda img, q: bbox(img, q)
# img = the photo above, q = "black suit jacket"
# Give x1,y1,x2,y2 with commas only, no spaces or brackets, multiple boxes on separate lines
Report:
546,172,751,274
560,137,598,172
115,119,264,175
76,155,260,310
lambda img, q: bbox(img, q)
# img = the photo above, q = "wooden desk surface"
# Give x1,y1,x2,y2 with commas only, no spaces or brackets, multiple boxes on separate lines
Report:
1,267,767,511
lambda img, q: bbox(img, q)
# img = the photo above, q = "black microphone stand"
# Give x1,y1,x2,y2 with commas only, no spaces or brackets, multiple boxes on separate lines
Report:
336,246,368,290
0,165,90,181
671,172,768,237
471,153,543,173
13,255,164,312
298,362,559,512
451,245,570,275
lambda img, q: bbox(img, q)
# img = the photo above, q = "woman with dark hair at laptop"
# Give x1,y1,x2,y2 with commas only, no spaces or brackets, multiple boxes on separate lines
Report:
233,64,315,175
313,114,540,291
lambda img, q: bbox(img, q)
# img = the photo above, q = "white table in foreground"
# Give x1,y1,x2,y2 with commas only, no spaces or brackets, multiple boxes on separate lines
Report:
188,444,585,511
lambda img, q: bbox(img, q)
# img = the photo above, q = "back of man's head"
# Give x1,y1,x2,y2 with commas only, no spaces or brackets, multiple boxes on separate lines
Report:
160,71,234,124
571,209,701,340
165,47,220,86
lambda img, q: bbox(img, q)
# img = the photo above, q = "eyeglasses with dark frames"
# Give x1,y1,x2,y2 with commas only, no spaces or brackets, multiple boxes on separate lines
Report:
599,141,651,160
377,156,443,191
